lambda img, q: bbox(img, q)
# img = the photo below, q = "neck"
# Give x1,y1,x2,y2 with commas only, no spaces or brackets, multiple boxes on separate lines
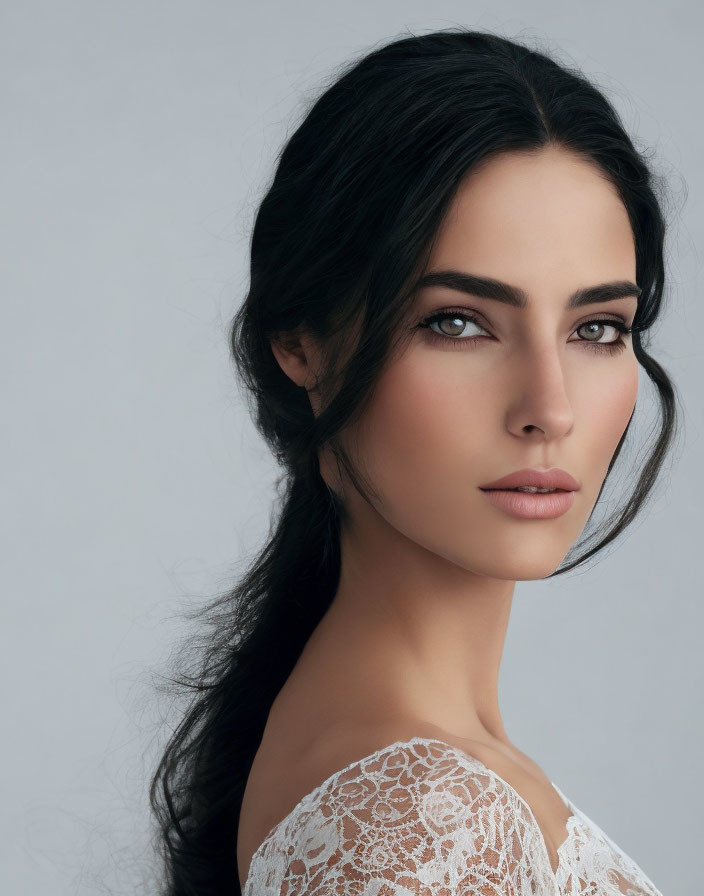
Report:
291,516,516,747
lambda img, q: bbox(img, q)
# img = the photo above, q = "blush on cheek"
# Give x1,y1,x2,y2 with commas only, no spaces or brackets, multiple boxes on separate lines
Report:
583,367,638,484
361,357,488,498
608,367,639,439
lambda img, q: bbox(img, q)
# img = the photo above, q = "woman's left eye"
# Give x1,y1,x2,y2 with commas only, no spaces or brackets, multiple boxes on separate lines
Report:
417,311,632,355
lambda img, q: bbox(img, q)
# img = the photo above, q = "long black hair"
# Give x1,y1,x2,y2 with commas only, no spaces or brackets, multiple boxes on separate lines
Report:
149,27,679,895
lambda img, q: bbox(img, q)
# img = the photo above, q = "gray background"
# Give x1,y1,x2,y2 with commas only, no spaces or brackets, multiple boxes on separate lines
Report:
3,2,702,894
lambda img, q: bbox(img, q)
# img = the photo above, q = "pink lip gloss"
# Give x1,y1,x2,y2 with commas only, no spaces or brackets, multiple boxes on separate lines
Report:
480,488,575,519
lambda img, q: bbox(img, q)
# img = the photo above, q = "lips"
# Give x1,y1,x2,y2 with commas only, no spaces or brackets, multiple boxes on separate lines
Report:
481,486,576,519
479,467,580,492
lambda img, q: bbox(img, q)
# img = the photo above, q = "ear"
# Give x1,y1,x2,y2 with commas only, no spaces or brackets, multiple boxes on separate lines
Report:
269,326,323,396
270,327,341,490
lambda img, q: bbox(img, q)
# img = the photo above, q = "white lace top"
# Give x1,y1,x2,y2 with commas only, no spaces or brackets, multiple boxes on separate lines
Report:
243,736,663,895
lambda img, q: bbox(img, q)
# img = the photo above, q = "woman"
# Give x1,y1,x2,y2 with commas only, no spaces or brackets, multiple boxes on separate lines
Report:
150,28,676,895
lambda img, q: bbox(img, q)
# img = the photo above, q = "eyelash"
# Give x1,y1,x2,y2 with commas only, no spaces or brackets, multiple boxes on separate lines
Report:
417,308,634,355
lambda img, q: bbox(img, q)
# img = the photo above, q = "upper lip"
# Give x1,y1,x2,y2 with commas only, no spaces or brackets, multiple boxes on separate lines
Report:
479,468,581,491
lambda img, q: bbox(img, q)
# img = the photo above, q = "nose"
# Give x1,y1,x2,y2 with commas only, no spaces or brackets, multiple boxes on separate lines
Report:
504,347,575,440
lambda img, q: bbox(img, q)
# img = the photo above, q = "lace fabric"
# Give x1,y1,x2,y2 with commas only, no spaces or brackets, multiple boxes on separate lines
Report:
243,736,662,895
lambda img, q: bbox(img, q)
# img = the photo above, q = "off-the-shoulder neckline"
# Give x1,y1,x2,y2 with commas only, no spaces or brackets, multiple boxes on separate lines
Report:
245,734,580,883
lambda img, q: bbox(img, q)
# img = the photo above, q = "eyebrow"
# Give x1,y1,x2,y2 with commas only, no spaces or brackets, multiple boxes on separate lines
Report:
414,270,642,309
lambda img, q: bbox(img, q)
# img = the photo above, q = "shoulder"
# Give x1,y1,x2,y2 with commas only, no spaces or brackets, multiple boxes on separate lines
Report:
244,733,551,894
299,734,536,847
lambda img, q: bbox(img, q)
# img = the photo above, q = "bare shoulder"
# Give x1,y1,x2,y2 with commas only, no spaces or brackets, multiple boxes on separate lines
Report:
237,719,441,889
237,728,315,890
237,723,356,888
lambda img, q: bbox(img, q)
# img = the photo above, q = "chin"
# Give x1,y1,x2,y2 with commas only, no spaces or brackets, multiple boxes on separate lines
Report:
456,553,567,582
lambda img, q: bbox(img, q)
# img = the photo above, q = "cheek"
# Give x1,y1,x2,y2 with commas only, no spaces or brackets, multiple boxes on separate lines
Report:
355,354,490,525
578,360,639,480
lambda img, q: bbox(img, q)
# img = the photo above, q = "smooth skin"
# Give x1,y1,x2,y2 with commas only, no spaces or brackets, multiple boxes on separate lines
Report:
238,144,640,886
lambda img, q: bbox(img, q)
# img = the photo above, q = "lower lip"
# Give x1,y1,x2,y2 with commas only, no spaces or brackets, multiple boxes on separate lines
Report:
480,488,576,519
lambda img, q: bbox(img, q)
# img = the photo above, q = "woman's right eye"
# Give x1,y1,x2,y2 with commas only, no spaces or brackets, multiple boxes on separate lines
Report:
417,311,488,344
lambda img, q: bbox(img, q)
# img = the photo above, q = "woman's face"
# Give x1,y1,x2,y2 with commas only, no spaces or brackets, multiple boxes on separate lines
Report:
344,145,640,580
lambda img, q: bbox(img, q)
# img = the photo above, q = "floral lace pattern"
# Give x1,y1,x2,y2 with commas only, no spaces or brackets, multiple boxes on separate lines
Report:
243,737,662,895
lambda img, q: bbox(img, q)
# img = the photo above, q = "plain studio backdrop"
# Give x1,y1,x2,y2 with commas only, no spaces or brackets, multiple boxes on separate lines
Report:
2,2,702,894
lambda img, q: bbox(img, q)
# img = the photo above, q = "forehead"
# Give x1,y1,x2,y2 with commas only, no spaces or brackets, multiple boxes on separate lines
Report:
428,147,636,290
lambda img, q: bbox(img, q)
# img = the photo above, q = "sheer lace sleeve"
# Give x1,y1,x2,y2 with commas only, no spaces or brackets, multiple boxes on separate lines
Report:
245,739,556,895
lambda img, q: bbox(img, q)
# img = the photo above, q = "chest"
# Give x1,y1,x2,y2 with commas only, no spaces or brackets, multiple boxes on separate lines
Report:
464,738,574,872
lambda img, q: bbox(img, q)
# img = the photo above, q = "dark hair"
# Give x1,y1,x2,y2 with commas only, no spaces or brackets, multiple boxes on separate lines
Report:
149,26,679,896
